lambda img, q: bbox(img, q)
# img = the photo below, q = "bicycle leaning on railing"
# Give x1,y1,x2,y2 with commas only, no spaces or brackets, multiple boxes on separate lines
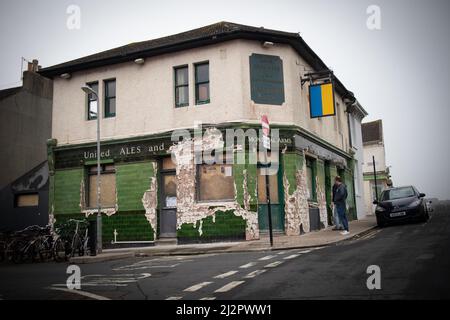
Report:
0,218,91,264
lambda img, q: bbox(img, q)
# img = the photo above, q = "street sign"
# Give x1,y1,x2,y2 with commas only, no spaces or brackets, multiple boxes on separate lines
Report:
309,82,336,118
261,115,270,136
262,135,271,150
260,115,273,247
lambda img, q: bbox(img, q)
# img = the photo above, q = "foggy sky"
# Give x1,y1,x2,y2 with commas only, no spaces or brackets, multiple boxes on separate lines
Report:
0,0,449,199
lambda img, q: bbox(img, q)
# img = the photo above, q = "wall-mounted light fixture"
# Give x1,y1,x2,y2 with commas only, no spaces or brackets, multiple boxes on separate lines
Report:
60,73,71,79
134,58,145,65
262,41,274,48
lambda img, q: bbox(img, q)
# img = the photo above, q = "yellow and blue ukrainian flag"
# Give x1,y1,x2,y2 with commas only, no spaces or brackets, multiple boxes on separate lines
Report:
309,83,335,118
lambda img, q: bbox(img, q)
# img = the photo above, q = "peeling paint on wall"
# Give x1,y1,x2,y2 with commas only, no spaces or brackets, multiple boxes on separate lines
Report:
81,178,118,218
83,206,117,217
169,128,259,240
79,178,86,210
283,153,310,235
315,176,328,228
142,162,158,236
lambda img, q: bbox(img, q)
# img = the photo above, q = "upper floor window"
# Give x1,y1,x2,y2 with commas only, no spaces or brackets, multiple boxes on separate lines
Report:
174,66,189,107
104,79,116,118
87,82,98,120
195,62,210,104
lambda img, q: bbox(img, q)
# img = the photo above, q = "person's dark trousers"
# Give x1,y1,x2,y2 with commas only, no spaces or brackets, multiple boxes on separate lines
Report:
335,203,349,231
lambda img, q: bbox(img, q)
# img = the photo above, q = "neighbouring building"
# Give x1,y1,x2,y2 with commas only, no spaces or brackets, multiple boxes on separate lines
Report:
0,60,53,231
39,22,368,247
362,119,392,215
347,100,368,219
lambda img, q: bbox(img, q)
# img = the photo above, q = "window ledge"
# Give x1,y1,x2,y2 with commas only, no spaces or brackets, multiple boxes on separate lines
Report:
195,100,211,106
195,200,235,206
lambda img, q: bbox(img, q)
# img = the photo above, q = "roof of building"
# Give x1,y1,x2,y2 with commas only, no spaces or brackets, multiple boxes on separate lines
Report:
38,21,358,101
362,119,383,144
0,86,21,101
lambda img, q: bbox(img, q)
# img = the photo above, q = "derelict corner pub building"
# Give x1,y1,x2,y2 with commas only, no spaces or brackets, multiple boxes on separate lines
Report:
41,22,361,247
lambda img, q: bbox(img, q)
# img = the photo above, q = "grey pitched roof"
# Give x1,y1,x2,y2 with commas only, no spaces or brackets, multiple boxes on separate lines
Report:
38,21,353,98
0,86,21,101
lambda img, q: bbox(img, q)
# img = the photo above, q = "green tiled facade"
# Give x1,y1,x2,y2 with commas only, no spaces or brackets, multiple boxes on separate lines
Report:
48,126,358,246
116,161,156,212
102,212,154,243
177,210,246,243
54,168,83,214
282,151,304,194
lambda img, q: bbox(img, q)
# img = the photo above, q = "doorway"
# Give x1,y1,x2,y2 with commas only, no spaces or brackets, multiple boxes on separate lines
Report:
324,161,333,226
159,157,177,238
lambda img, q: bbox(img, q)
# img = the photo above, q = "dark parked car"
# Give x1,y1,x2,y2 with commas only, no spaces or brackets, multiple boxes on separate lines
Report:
373,186,429,227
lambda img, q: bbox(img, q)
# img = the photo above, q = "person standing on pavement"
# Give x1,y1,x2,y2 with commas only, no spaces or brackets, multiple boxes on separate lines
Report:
333,176,349,235
332,182,343,231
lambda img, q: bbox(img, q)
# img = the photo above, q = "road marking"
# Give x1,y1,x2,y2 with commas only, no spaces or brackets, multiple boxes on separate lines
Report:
297,250,311,254
47,286,111,300
416,253,434,260
215,281,245,293
51,273,152,288
264,261,284,268
239,262,257,269
184,282,213,292
244,269,267,279
277,251,286,255
200,297,216,300
113,263,180,271
214,270,238,279
284,254,300,260
259,255,276,261
166,296,183,300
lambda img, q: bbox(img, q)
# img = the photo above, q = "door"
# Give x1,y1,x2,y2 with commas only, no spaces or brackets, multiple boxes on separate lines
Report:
159,158,177,238
257,165,285,232
324,161,333,225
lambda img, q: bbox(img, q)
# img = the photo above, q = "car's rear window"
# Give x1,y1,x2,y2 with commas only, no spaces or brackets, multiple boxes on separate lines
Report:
381,187,416,201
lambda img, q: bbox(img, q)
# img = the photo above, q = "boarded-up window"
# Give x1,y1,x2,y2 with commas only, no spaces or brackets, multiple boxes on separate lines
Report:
257,169,279,204
88,165,116,208
198,164,234,201
162,157,177,170
15,194,39,207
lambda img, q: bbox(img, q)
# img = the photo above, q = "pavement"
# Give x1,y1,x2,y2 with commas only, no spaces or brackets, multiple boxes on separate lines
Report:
1,203,449,300
72,215,377,263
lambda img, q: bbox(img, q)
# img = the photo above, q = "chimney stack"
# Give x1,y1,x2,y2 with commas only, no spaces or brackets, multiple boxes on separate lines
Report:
27,59,39,73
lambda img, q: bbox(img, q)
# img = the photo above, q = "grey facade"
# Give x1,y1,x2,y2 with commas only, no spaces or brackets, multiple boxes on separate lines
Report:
0,61,53,230
0,161,49,231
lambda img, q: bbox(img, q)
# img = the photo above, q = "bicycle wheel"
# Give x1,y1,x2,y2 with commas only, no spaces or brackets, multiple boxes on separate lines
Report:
11,239,27,264
28,239,42,263
39,237,53,262
69,234,82,258
53,237,68,262
0,241,6,262
82,236,90,257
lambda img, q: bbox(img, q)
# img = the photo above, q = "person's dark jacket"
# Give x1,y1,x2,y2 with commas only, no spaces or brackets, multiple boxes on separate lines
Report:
333,183,348,205
332,184,338,202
